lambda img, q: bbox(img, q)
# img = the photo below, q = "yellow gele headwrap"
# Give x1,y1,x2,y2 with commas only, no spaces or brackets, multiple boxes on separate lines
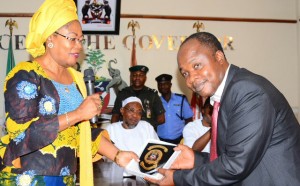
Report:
26,0,78,58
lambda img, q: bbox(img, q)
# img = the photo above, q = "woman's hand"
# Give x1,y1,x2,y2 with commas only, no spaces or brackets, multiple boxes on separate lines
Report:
75,93,102,121
114,150,139,168
58,93,102,130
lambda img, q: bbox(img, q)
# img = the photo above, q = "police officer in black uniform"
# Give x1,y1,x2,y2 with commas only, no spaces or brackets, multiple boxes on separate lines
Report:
111,65,165,130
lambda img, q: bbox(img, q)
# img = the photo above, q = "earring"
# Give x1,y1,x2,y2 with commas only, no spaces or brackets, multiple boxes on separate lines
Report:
47,42,54,48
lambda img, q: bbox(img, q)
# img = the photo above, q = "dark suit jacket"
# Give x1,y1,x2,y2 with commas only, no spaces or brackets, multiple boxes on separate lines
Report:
174,65,300,186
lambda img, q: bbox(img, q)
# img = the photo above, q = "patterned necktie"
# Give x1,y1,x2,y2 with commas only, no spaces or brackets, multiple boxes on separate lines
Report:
210,101,220,161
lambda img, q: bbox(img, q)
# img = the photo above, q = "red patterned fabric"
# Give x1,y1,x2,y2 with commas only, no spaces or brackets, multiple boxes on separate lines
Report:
191,93,202,120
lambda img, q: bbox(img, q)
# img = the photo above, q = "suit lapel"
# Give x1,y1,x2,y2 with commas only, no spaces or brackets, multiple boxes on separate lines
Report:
220,64,239,102
217,65,239,155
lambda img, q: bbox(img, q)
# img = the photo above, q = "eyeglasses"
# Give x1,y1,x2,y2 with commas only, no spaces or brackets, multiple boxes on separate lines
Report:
124,107,143,116
54,32,86,45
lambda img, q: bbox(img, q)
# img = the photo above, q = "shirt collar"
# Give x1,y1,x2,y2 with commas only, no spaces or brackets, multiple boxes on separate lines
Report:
210,64,231,105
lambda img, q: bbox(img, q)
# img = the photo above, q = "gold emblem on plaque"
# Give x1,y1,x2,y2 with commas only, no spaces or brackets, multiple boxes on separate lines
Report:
140,145,168,171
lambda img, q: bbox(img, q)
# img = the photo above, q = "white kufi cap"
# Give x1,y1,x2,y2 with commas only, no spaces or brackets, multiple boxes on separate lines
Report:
122,96,143,109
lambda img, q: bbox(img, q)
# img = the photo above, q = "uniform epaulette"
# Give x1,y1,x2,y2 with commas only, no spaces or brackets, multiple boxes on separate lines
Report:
147,87,158,93
175,93,185,98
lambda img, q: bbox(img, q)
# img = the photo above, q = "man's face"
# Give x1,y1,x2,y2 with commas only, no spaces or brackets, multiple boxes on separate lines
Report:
121,102,143,128
157,81,172,95
177,39,227,98
130,71,147,90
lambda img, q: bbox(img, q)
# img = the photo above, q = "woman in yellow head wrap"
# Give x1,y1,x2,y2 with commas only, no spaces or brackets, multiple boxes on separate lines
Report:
0,0,138,185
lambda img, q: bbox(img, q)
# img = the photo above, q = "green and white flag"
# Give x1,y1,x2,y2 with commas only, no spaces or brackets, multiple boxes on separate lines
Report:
6,35,15,75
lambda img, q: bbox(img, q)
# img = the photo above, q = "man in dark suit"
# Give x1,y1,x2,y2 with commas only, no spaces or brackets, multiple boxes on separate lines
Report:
145,32,300,185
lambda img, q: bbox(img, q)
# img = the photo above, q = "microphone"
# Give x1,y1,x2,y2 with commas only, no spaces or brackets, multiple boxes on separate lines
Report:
84,68,98,123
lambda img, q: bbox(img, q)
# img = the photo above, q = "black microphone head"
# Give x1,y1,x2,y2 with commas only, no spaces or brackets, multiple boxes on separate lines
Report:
84,68,95,82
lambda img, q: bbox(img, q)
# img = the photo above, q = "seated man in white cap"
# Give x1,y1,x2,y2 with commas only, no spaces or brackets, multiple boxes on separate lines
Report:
105,96,159,177
111,65,166,131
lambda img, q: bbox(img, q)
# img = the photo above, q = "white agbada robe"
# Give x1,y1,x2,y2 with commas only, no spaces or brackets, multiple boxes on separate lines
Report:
104,120,159,177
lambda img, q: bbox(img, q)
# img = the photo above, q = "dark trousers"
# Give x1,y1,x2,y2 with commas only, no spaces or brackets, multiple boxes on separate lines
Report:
159,135,182,145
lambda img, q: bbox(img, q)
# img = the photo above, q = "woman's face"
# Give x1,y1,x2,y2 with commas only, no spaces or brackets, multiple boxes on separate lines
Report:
48,20,84,68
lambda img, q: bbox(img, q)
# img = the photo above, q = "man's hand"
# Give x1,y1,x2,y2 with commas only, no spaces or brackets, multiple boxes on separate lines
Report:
144,168,175,186
171,144,195,170
144,145,195,185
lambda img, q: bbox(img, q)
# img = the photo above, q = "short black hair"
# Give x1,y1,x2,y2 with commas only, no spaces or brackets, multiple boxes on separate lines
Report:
202,97,213,116
181,32,226,59
203,97,211,108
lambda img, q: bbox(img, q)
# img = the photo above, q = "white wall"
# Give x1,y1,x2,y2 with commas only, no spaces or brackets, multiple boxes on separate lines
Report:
297,0,300,118
0,0,299,120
